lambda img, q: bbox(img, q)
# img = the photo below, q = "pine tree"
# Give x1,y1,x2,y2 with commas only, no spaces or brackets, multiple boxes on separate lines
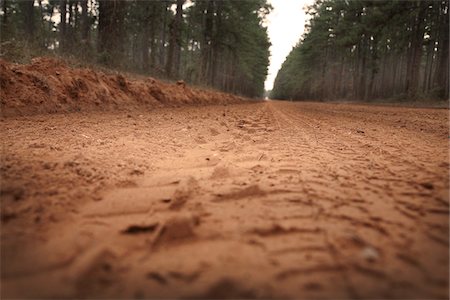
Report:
272,0,449,101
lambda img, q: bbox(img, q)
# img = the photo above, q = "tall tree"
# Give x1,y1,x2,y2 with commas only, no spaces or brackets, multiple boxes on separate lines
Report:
59,0,67,51
98,0,127,66
166,0,185,78
272,0,449,101
18,0,34,41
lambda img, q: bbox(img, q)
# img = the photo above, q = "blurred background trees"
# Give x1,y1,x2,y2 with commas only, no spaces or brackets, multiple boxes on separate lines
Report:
0,0,271,98
272,0,449,101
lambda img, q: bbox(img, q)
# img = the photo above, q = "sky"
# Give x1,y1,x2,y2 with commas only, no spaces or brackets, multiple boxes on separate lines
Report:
265,0,314,91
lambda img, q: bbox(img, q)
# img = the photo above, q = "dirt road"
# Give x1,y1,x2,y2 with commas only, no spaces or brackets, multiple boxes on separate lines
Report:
1,100,449,299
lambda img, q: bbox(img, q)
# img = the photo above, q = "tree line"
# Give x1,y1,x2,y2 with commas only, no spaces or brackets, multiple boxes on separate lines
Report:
0,0,271,98
272,0,449,101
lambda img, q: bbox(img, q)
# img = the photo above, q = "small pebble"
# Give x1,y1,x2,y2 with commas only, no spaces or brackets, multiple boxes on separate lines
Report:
361,246,379,262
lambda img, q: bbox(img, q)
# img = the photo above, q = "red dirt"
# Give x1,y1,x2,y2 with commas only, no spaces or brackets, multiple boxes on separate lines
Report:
0,57,243,116
0,59,449,299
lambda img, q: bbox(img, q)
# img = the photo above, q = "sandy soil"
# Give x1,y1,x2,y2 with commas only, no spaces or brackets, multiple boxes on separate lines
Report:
1,99,448,299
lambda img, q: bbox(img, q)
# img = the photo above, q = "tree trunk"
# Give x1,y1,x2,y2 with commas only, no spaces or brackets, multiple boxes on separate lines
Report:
140,32,149,71
149,3,158,68
19,0,34,41
1,0,9,39
81,0,89,42
406,1,426,96
166,0,184,78
98,0,126,66
159,2,168,69
60,0,67,51
67,0,75,49
358,36,367,100
210,0,223,87
391,54,399,96
202,0,214,83
139,2,151,72
366,36,378,100
434,0,449,98
2,0,7,25
174,0,184,78
379,52,386,98
320,47,328,99
423,42,433,92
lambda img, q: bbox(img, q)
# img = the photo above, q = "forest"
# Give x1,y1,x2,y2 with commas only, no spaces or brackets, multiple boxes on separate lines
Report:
0,0,271,98
272,0,449,101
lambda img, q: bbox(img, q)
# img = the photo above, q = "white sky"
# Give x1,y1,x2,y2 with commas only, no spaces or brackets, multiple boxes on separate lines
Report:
265,0,314,91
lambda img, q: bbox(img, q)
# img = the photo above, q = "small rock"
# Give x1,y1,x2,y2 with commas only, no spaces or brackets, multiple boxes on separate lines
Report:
169,177,197,210
152,214,199,246
361,246,379,262
209,127,220,136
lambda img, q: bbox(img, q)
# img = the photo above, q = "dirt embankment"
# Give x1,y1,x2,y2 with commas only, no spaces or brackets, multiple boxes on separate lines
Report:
0,57,244,116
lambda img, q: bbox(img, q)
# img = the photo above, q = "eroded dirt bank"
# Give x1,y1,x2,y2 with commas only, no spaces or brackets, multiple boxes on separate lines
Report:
1,100,448,299
0,57,243,116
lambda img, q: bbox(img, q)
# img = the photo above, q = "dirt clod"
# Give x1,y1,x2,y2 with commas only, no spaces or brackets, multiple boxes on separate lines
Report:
153,214,199,246
122,223,159,234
